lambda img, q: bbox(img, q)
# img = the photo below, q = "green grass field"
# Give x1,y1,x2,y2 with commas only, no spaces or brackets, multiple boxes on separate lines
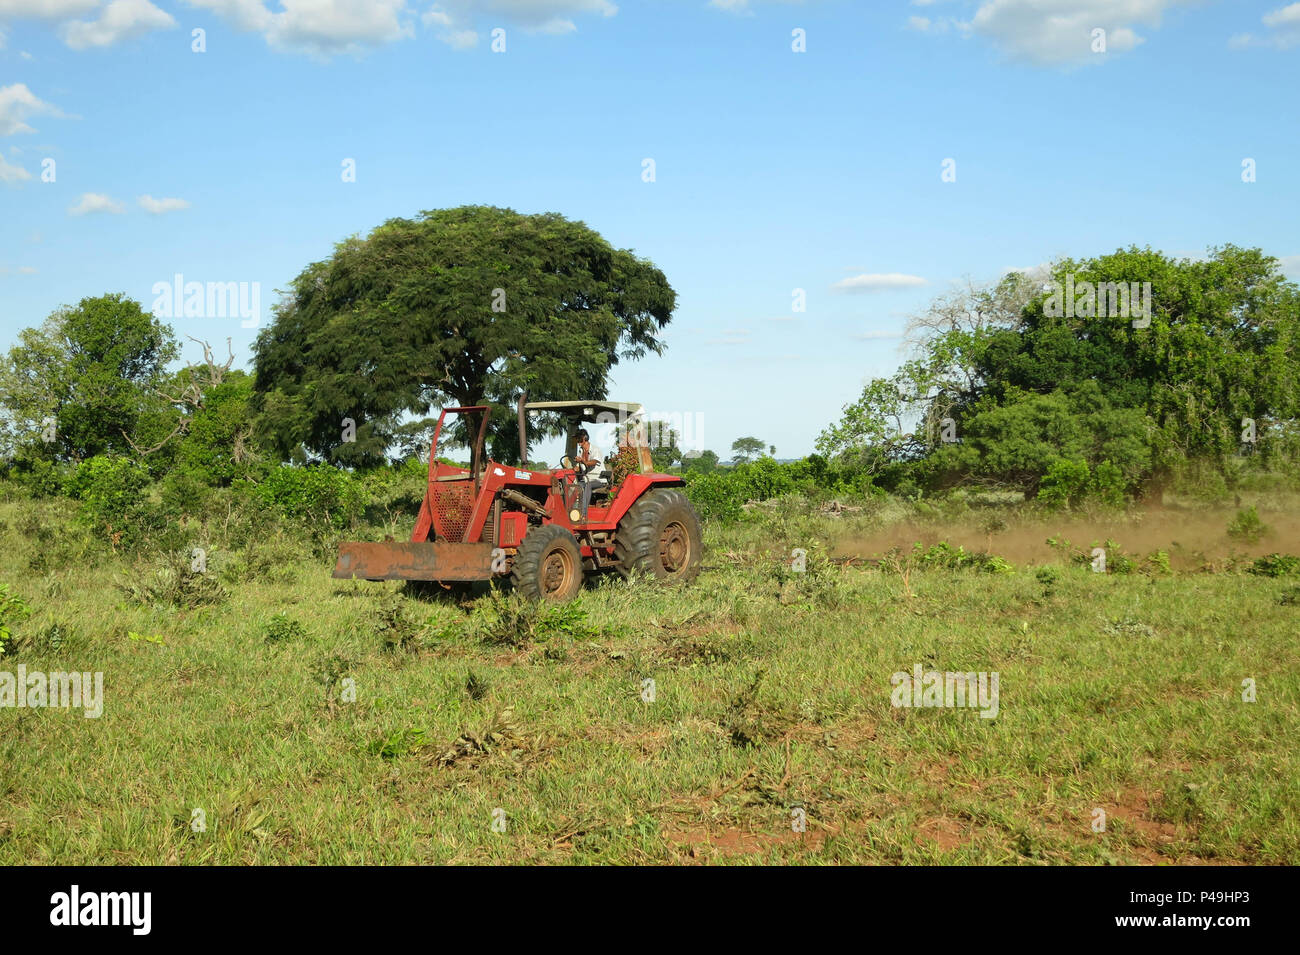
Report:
2,496,1297,865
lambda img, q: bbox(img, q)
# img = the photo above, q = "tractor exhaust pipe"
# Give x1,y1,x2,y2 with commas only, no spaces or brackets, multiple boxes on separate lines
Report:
517,392,528,466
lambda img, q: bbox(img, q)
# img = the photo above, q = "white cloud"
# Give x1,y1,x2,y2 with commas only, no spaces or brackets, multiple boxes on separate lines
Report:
59,0,176,49
709,0,751,12
185,0,273,32
0,153,29,182
424,1,616,47
536,17,575,34
271,0,413,54
184,0,615,53
423,6,476,47
69,192,125,215
0,83,64,136
0,0,100,17
907,10,962,35
185,0,411,55
1265,2,1300,28
138,194,190,213
17,265,36,274
961,0,1197,66
1278,254,1300,277
832,273,928,293
1231,2,1300,50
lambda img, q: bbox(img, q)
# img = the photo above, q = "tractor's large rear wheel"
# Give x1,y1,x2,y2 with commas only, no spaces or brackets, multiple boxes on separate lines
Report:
511,524,584,602
614,488,703,584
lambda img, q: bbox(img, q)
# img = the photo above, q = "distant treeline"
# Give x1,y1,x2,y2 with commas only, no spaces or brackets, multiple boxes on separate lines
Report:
2,244,1297,545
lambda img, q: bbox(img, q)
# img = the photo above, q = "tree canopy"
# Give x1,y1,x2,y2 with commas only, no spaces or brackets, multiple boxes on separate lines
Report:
730,436,766,464
251,205,677,466
819,246,1300,500
0,293,177,464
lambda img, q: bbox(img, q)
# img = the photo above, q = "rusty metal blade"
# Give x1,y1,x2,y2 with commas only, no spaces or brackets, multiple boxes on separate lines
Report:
332,541,495,581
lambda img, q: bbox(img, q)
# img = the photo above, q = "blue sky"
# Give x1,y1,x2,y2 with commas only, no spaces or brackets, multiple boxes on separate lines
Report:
1,0,1298,460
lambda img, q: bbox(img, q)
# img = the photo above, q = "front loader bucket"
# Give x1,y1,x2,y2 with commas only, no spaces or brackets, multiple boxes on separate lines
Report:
332,541,496,582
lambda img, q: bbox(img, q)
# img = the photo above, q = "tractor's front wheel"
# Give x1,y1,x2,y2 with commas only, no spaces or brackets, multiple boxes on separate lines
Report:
511,524,584,602
614,488,703,584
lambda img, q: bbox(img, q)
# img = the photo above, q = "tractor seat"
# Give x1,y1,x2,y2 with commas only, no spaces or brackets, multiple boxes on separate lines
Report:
591,470,614,499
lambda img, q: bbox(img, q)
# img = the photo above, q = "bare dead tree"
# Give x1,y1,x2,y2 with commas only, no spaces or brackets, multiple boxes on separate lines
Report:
121,337,237,458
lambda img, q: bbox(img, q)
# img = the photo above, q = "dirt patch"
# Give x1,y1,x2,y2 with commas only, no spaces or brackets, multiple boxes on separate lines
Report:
915,815,969,851
664,821,832,859
1108,789,1178,844
1048,788,1245,865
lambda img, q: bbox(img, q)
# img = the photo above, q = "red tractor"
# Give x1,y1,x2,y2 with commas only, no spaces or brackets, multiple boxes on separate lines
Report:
333,400,703,601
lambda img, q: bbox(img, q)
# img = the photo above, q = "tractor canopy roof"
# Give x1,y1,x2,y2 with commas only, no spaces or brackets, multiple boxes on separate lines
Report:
523,400,645,424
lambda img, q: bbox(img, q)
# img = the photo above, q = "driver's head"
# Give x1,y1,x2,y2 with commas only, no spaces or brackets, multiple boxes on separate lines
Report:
576,428,589,443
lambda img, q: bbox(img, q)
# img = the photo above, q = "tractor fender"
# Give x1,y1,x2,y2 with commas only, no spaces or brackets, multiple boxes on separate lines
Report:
603,473,685,527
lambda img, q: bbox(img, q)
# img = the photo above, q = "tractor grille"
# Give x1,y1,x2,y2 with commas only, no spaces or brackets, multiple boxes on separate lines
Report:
430,482,474,542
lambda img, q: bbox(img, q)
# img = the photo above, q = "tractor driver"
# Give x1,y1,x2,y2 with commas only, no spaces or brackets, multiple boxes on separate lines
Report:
575,428,608,519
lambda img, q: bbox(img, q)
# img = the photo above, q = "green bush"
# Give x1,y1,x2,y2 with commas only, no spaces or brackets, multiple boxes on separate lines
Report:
119,550,228,608
264,613,308,643
1037,458,1091,510
252,464,363,529
738,457,796,500
159,469,213,520
1090,459,1128,508
8,458,70,498
1227,506,1269,543
683,470,746,522
913,541,1014,573
1143,550,1172,575
63,455,158,546
683,458,826,523
1247,554,1300,578
1035,566,1060,595
170,373,259,486
0,583,32,657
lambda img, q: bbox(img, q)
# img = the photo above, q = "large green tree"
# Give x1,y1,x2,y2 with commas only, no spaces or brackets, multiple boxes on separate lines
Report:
251,205,677,466
730,436,766,464
820,246,1300,497
976,245,1300,488
0,293,177,464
